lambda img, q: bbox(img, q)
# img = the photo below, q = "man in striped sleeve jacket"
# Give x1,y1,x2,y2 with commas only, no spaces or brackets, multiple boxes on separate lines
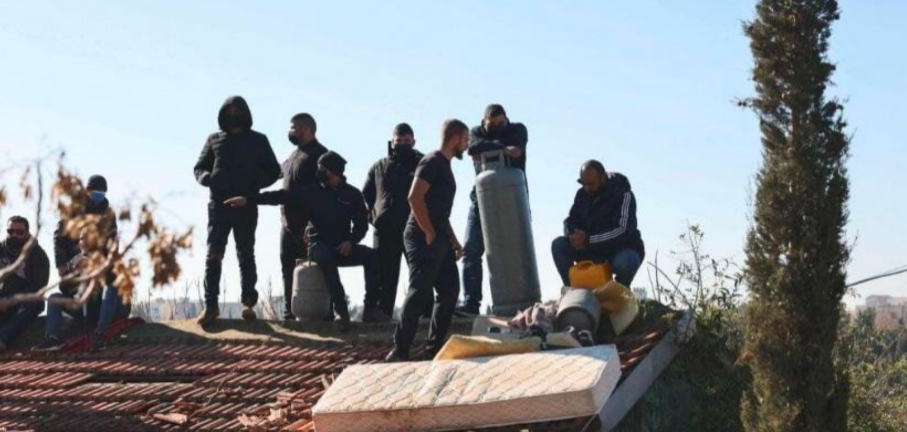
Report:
551,160,645,287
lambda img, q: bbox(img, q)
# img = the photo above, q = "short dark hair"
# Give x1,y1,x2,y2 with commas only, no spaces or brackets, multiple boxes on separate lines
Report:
442,119,469,143
7,215,29,231
484,104,507,120
581,160,607,176
393,122,414,137
291,113,317,134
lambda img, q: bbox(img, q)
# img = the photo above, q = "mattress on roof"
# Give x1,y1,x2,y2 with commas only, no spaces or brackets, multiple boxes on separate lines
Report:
312,345,621,432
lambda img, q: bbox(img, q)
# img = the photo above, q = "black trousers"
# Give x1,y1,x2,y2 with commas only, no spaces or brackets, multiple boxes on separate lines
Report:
280,224,308,316
393,226,460,354
374,226,435,318
204,202,259,309
308,241,381,318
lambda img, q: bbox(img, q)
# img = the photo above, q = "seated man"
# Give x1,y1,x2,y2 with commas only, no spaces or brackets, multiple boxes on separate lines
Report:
34,230,130,352
226,151,386,329
552,160,645,287
0,216,50,351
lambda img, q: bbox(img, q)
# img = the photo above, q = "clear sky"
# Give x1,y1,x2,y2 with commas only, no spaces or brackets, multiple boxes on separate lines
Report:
1,1,904,309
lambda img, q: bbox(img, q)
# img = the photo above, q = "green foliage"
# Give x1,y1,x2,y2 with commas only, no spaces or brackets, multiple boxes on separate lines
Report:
741,1,851,430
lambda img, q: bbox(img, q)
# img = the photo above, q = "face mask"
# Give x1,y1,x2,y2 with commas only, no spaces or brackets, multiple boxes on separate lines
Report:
223,114,244,130
89,191,106,203
6,237,25,249
486,124,506,138
288,131,300,146
316,168,330,183
392,144,415,158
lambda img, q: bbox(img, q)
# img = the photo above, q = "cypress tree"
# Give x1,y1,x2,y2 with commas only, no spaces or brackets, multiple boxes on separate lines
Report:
741,1,850,431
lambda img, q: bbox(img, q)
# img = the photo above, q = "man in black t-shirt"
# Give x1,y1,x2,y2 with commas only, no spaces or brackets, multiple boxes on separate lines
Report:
387,119,470,362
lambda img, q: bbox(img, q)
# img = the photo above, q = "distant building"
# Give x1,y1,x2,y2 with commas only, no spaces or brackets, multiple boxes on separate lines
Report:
132,297,286,322
857,295,907,331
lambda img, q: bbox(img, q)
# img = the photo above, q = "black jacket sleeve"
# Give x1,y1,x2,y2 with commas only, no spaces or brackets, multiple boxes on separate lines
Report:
25,245,50,294
257,136,281,189
349,189,369,245
254,190,292,207
53,219,71,269
362,163,377,215
564,190,583,236
194,135,215,187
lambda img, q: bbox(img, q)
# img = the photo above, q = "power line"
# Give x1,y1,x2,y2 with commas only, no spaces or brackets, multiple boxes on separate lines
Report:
847,264,907,289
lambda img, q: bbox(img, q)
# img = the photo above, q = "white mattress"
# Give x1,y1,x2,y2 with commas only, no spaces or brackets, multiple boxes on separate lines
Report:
312,345,621,432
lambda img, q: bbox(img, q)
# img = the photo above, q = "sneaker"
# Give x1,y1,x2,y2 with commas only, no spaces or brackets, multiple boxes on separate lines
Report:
241,306,257,321
195,307,220,326
282,312,297,322
422,346,441,361
454,304,480,318
385,348,409,363
334,314,351,332
33,337,65,352
362,307,392,324
91,333,107,352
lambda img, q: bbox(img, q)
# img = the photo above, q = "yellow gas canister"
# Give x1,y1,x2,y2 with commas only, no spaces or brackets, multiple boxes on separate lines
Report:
568,261,613,290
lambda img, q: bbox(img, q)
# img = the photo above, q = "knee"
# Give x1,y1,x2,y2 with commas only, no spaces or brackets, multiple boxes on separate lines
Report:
551,236,571,256
611,251,641,274
206,252,224,265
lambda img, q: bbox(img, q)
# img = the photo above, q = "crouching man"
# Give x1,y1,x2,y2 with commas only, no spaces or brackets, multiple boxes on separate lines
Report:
552,160,645,287
225,151,386,330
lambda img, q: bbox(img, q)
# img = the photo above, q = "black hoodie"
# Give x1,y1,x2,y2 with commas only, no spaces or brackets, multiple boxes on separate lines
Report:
563,172,645,258
280,139,329,233
194,96,281,202
362,145,424,233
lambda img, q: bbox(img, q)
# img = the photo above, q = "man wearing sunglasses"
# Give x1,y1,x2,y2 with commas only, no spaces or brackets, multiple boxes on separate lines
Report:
551,160,645,287
0,216,50,351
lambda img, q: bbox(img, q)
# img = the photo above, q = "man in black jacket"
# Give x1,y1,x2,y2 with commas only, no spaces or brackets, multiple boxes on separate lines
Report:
552,160,645,287
194,96,281,325
279,113,328,321
0,216,50,351
225,151,384,330
456,104,529,316
362,123,424,319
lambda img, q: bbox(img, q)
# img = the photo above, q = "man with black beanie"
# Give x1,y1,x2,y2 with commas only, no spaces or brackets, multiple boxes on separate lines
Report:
225,151,385,331
194,96,281,326
278,113,328,321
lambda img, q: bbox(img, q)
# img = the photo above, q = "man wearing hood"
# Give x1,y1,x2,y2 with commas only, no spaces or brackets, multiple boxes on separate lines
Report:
0,216,50,351
552,160,645,287
224,151,382,330
362,123,424,319
194,96,281,325
455,104,529,317
278,113,328,321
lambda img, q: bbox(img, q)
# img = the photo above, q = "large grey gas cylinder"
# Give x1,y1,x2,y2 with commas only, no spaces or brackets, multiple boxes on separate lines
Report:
475,150,541,316
291,259,332,322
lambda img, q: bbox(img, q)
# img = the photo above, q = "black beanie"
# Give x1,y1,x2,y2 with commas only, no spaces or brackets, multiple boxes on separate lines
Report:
318,151,347,177
87,175,108,192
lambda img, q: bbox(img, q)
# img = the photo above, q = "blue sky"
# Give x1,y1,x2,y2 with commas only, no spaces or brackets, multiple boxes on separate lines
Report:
1,1,904,309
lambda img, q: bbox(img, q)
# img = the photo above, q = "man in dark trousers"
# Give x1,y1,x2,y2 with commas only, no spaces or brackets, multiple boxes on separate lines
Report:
551,160,645,287
279,113,328,321
455,104,529,316
0,216,50,351
362,123,425,318
387,119,469,362
225,151,385,330
194,95,281,325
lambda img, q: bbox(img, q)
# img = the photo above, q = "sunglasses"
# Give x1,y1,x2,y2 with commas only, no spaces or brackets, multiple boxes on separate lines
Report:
7,229,26,235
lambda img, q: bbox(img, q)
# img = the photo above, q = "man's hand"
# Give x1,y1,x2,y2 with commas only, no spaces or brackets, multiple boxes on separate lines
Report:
452,238,464,261
425,230,436,247
570,229,587,250
224,197,248,208
57,268,66,277
336,241,353,257
505,146,523,159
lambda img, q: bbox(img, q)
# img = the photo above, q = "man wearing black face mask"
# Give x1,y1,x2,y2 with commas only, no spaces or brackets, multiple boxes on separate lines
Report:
224,151,382,330
0,216,50,351
194,96,281,326
362,123,424,320
278,113,328,321
455,104,529,317
551,160,644,287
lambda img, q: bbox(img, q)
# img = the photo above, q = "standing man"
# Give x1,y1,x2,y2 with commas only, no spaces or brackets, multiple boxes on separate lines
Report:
279,113,328,321
225,151,385,330
456,104,529,316
0,216,50,351
194,96,281,325
387,119,469,362
362,123,424,318
551,160,645,287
